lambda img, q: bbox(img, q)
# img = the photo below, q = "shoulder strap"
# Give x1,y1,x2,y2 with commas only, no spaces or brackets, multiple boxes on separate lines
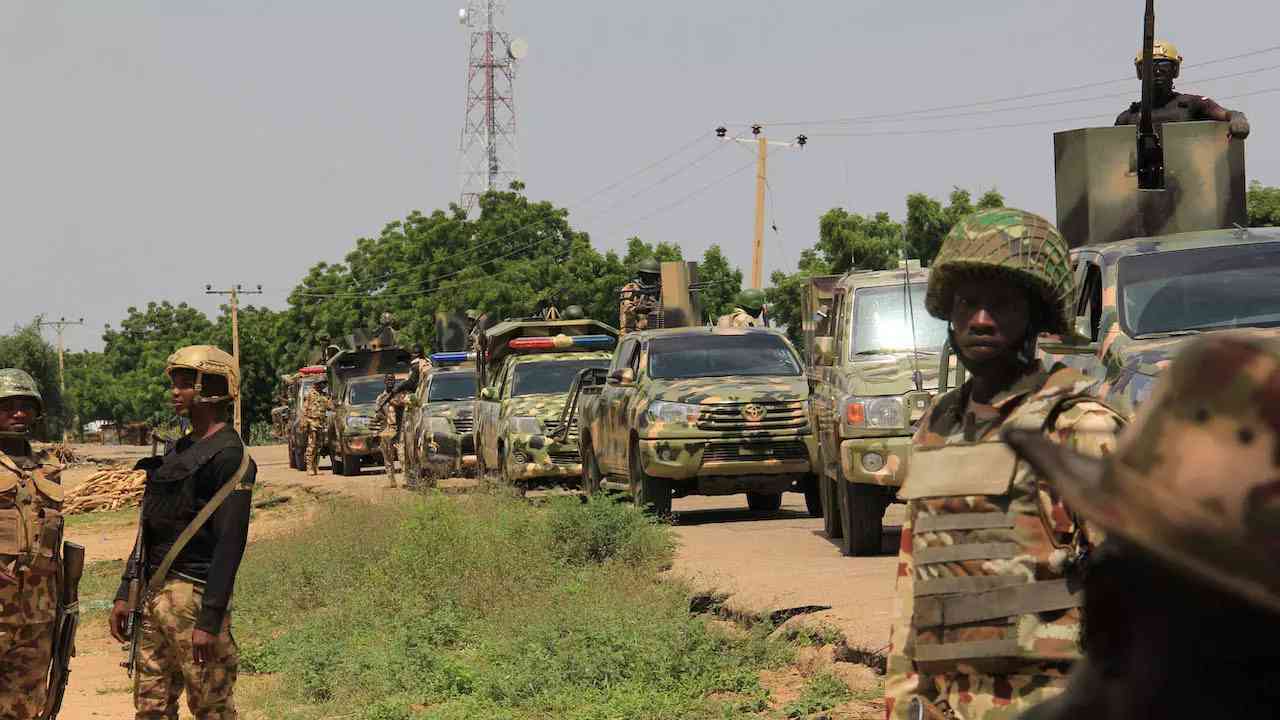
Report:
145,443,251,597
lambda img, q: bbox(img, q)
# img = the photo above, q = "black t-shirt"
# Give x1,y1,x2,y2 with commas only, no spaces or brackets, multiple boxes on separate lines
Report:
1115,92,1227,127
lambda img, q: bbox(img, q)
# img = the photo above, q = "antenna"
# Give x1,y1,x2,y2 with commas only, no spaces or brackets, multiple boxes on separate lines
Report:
900,239,924,393
457,0,525,214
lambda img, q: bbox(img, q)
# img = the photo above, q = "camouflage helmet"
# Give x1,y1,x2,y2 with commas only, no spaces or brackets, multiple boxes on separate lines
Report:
0,369,43,415
736,288,766,314
165,345,239,403
925,207,1074,336
1006,331,1280,615
561,305,586,320
636,258,661,279
1134,40,1182,78
465,308,482,321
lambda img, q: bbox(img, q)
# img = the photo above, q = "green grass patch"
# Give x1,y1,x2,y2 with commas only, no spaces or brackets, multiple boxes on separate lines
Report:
780,671,852,718
79,559,125,618
65,505,138,531
233,493,792,719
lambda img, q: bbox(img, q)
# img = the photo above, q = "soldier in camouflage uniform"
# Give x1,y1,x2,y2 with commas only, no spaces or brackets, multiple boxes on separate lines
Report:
1007,332,1280,719
717,288,766,329
302,380,331,475
884,208,1125,720
373,374,404,487
619,259,662,335
1115,40,1250,138
0,369,64,720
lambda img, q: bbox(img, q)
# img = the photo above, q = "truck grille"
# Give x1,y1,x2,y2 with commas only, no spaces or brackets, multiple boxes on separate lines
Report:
696,401,808,432
549,450,582,467
452,417,474,434
542,418,578,438
702,441,810,463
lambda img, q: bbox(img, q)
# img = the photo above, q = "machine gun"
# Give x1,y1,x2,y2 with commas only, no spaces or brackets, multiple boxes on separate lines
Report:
1136,0,1165,190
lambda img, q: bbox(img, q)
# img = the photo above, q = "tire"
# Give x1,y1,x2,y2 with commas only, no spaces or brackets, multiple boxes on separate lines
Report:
331,448,344,475
580,437,602,496
838,480,885,557
287,444,298,470
746,492,783,512
821,474,843,539
802,476,822,518
342,451,360,477
499,448,526,497
629,441,670,516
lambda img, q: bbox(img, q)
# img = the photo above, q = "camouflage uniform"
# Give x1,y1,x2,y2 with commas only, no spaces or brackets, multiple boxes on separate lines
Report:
302,387,330,475
619,281,655,335
134,578,238,719
884,209,1125,720
716,308,758,329
373,390,405,486
0,369,63,720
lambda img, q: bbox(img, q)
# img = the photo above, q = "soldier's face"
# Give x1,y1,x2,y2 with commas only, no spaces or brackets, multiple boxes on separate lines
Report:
170,369,198,417
0,397,39,434
1142,60,1177,93
950,280,1030,366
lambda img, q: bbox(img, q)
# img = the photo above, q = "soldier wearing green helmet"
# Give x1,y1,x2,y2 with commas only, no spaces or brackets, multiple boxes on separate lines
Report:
884,208,1126,720
619,259,663,335
717,288,766,329
0,369,67,719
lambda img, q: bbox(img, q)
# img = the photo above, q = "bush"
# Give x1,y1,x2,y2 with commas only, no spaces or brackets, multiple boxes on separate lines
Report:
546,493,671,567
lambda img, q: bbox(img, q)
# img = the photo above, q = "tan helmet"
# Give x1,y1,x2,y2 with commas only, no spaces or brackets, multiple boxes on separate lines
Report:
1005,331,1280,615
1134,40,1182,78
165,345,239,403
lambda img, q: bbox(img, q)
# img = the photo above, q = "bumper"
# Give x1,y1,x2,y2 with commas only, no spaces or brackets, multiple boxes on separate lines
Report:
638,434,815,482
839,434,912,488
339,433,381,458
504,433,582,481
424,431,478,475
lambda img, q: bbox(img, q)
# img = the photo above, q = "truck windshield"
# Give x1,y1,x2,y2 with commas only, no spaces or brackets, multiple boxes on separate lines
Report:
1119,241,1280,336
347,381,384,406
428,372,477,402
850,283,948,357
648,334,802,379
511,359,610,397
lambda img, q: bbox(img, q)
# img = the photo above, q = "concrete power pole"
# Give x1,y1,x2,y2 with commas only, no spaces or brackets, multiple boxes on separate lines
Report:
717,125,806,289
205,284,262,436
38,316,84,442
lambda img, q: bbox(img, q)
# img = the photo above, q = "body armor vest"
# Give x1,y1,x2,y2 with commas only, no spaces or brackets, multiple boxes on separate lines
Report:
0,448,64,623
901,378,1093,673
142,432,239,534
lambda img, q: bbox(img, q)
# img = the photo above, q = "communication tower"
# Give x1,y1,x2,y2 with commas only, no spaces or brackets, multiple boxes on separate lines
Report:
457,1,528,214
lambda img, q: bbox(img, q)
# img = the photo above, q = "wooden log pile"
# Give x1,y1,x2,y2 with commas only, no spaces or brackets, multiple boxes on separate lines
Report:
64,467,146,515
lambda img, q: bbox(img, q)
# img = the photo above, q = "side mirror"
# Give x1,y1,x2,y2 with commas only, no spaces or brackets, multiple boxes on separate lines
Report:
479,387,497,401
609,368,635,385
813,337,835,367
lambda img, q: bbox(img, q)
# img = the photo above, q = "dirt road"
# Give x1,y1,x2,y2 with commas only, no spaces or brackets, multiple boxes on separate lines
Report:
55,444,899,718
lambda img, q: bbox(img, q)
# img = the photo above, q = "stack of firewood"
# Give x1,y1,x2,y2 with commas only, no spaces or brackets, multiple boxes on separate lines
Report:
64,468,146,515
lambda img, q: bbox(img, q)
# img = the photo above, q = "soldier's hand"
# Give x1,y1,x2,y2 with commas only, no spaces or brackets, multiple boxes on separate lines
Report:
109,600,130,643
1229,113,1251,139
192,628,217,665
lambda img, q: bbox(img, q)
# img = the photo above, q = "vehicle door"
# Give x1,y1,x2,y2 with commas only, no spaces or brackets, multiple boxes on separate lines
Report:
1041,251,1107,380
600,338,641,473
815,288,847,480
475,360,508,469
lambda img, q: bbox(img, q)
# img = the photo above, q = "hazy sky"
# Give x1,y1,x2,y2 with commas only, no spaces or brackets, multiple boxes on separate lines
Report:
6,0,1279,351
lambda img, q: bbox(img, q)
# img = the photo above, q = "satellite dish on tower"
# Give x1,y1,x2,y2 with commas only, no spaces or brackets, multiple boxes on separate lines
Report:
458,7,469,25
508,37,529,60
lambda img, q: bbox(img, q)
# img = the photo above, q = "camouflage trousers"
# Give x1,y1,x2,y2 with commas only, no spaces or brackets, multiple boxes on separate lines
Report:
885,663,1071,720
0,621,52,720
305,428,322,475
134,578,238,720
381,435,401,486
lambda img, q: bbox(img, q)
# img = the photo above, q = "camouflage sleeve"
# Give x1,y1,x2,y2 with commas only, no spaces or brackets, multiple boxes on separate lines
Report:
1041,400,1124,541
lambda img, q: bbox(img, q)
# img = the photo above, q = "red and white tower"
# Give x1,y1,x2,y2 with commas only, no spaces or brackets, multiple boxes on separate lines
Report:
457,1,527,214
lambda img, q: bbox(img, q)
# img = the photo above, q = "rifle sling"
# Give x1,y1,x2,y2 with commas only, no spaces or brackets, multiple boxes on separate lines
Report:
144,444,251,599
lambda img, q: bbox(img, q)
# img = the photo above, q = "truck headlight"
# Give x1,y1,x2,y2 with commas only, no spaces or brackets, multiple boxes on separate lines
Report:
842,396,905,430
509,416,544,435
345,415,371,432
646,401,701,425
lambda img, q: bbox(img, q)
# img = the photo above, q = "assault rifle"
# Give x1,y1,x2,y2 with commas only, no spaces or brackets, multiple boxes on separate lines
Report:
1136,0,1165,190
42,541,85,719
617,280,716,301
121,519,145,678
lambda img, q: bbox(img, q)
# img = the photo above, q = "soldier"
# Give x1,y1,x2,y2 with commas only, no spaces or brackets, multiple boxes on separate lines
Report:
1006,332,1280,719
717,289,766,329
373,374,404,488
109,346,256,719
619,259,662,335
302,379,331,476
1115,40,1250,138
0,369,65,719
883,208,1126,720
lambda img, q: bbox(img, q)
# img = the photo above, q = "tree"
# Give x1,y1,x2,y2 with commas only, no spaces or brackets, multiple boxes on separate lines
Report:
765,249,831,350
905,187,1005,266
622,237,683,268
695,244,743,320
98,302,218,427
1248,181,1280,227
816,209,903,274
0,319,65,439
209,304,283,436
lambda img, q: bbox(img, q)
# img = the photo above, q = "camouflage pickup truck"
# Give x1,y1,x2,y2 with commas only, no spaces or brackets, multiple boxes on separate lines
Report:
569,326,819,516
403,355,478,485
803,263,949,555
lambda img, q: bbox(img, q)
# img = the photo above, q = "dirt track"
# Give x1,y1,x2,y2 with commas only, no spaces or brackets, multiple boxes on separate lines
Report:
56,443,899,718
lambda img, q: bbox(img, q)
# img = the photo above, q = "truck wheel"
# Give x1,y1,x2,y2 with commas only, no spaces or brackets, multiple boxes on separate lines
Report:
331,450,344,475
580,438,602,496
746,492,783,513
287,445,298,470
801,476,822,518
821,475,843,539
342,452,360,477
838,481,884,556
629,443,670,517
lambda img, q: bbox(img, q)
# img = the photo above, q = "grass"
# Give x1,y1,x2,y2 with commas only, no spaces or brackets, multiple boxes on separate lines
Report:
65,505,138,531
80,559,126,618
232,493,795,720
780,671,852,718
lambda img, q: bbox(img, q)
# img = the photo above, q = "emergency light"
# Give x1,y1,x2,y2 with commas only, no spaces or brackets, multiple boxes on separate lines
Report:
299,365,326,375
430,352,475,365
508,334,616,351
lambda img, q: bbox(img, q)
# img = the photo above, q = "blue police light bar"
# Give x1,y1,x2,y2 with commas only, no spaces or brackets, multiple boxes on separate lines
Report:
430,351,475,365
573,335,617,349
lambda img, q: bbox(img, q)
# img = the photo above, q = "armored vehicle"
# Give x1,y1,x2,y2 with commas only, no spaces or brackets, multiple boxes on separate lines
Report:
325,345,412,475
285,365,329,470
474,317,618,491
403,353,479,485
568,326,819,516
803,262,949,555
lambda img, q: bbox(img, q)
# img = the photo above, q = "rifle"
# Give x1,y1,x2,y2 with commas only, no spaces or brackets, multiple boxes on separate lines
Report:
42,541,85,720
121,521,145,678
1136,0,1165,190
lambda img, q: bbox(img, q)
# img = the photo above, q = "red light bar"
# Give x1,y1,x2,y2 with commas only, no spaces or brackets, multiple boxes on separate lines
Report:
509,337,558,350
299,366,326,375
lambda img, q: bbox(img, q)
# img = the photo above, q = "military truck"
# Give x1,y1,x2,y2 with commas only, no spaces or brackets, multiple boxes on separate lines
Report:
403,353,479,485
474,316,618,491
326,345,412,476
803,262,950,555
569,326,819,516
285,365,330,470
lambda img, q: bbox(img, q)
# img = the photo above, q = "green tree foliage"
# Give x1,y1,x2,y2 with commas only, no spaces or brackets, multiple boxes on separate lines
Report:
0,319,66,439
905,188,1005,266
766,249,831,349
816,208,902,274
696,244,743,320
622,236,683,267
1248,181,1280,227
98,302,218,427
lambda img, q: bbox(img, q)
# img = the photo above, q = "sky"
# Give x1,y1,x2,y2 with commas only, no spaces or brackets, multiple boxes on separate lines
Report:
5,0,1280,352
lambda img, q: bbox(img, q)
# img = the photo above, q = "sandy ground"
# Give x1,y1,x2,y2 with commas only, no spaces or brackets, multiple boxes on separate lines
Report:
53,443,896,719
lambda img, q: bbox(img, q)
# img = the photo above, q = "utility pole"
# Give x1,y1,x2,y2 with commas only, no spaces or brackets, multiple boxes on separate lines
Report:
205,284,263,436
716,125,807,289
38,316,84,442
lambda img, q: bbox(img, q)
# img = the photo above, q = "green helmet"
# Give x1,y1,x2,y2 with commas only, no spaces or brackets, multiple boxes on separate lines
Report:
736,288,766,314
925,207,1074,336
0,369,43,416
562,305,586,320
636,258,661,279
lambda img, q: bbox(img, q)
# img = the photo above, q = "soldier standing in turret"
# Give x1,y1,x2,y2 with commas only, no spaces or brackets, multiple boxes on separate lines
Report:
1115,41,1251,138
717,289,767,329
619,259,662,335
0,370,65,719
883,209,1126,719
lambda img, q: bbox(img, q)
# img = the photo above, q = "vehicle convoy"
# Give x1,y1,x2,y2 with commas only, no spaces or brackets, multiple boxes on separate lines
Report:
327,345,412,476
568,326,820,517
474,315,618,491
802,262,949,555
285,365,330,470
403,353,479,484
